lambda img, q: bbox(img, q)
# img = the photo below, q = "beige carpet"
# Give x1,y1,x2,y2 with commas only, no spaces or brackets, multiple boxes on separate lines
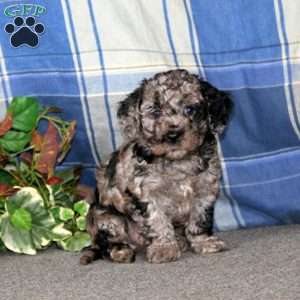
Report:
1,225,299,300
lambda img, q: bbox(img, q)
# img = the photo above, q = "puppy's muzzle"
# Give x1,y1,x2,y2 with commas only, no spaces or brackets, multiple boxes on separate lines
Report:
165,129,184,144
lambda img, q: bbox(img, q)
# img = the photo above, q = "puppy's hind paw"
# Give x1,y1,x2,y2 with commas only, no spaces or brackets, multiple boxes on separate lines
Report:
110,244,136,263
79,246,103,265
146,241,181,263
80,255,93,265
191,236,227,254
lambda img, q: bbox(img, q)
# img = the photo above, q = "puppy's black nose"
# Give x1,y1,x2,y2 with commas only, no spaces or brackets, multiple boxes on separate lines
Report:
166,130,184,143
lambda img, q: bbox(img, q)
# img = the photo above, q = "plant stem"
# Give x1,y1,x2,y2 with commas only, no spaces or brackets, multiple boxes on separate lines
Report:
6,170,27,186
32,174,49,208
9,146,34,158
41,115,66,126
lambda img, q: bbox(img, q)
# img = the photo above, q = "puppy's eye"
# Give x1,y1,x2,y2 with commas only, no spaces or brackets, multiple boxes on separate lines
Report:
184,106,196,116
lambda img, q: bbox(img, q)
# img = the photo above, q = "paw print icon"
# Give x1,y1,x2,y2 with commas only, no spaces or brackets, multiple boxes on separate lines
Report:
4,16,45,48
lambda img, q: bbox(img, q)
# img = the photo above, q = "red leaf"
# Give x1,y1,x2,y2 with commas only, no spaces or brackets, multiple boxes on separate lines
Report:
0,184,19,197
20,152,33,165
46,176,63,185
31,130,43,151
0,112,13,137
35,122,60,178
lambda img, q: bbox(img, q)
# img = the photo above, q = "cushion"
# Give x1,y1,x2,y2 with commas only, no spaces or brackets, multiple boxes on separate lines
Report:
0,0,299,230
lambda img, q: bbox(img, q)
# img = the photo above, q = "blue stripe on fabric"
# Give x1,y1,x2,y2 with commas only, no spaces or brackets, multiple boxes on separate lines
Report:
87,0,116,151
227,152,300,227
224,146,300,162
220,186,245,229
183,0,202,77
190,0,282,66
225,148,300,188
162,0,179,67
213,222,219,232
214,190,241,231
0,60,9,109
5,73,87,96
65,0,101,163
220,87,300,158
277,0,300,135
204,61,284,90
0,56,80,75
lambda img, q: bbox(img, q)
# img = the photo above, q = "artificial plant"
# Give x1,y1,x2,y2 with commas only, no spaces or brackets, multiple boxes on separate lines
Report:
0,97,91,255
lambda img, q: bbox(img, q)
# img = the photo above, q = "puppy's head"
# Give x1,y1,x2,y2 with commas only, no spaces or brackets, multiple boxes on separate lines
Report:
118,69,232,160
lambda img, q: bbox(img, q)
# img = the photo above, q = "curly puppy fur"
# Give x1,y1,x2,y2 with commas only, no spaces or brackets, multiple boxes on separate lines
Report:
80,69,232,265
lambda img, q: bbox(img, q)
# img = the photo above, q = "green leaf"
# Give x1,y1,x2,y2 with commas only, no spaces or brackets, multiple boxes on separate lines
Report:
0,216,36,255
51,206,74,222
0,238,6,251
51,223,72,241
11,208,32,231
50,207,60,222
76,216,86,231
0,187,57,255
5,199,18,215
58,231,91,252
8,97,40,132
0,130,31,153
0,169,17,187
74,200,89,216
0,200,4,212
60,207,74,221
53,192,74,208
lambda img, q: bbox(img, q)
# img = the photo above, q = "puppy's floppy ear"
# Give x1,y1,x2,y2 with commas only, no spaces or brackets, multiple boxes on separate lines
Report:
200,80,233,135
117,81,145,140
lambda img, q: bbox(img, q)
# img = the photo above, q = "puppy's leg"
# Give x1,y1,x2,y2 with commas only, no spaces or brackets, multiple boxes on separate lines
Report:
186,202,226,254
80,206,136,264
186,163,226,254
80,207,113,265
175,227,189,253
130,196,181,263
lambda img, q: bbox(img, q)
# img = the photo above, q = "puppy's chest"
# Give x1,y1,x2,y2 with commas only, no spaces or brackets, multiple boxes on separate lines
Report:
134,158,203,223
134,157,202,198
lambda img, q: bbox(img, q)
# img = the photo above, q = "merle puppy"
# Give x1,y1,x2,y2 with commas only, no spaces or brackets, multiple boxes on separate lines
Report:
80,69,232,265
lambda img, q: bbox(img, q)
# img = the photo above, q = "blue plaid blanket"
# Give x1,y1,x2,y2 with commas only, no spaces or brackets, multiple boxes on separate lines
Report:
0,0,299,231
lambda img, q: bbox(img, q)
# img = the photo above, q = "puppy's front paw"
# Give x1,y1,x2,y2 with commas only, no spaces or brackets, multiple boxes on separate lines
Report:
79,246,103,265
110,245,136,263
146,242,181,263
191,236,227,254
